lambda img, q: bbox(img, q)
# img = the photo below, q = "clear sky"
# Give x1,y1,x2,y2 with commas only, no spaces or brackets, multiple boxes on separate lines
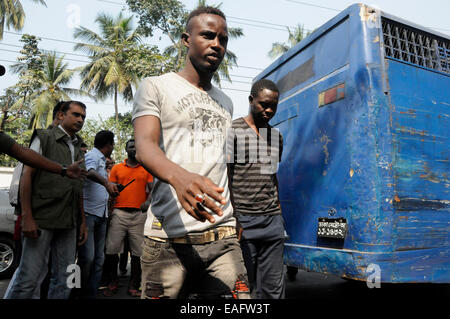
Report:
1,0,449,121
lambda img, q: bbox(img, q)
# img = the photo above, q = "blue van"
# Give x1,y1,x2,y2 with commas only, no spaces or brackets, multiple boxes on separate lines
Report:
254,3,449,283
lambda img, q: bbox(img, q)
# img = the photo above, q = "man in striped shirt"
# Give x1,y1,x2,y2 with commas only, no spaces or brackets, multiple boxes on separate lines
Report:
227,79,285,299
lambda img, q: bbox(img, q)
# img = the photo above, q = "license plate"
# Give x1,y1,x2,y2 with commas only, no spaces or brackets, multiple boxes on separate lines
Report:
317,218,348,239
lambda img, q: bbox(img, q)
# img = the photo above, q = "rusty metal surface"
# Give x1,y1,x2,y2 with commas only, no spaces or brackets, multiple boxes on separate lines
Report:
255,3,449,283
388,59,449,257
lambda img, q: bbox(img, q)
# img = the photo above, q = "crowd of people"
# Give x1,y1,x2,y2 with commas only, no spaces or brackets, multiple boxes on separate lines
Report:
1,6,286,299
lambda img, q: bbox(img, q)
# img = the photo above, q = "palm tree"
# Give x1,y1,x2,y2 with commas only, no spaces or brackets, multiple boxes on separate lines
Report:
268,24,312,59
15,51,94,129
0,0,46,40
73,12,142,128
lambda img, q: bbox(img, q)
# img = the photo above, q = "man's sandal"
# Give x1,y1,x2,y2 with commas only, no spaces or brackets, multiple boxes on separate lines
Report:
103,282,118,297
127,289,141,297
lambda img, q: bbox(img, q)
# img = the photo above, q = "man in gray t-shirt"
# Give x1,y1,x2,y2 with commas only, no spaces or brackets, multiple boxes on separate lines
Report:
132,6,249,299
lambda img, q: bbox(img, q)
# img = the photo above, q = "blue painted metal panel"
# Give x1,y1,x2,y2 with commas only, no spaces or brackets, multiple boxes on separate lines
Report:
284,244,449,282
255,3,449,283
265,16,350,102
387,60,450,253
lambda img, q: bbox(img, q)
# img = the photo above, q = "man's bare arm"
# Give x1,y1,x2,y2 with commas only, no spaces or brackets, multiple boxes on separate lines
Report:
8,143,87,180
87,169,119,196
78,194,88,246
20,165,39,238
133,115,226,223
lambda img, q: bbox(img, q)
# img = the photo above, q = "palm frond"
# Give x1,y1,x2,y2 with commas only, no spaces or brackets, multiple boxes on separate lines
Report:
31,0,47,6
62,88,97,101
73,26,106,48
268,24,309,59
228,27,244,39
72,12,143,125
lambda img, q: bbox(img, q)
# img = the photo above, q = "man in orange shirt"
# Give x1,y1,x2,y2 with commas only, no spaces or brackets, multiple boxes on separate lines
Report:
103,139,153,297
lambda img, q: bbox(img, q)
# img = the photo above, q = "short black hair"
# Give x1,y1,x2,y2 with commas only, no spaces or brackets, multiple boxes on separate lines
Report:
61,100,87,113
52,101,65,120
250,79,279,98
126,139,135,148
186,6,226,32
94,130,114,149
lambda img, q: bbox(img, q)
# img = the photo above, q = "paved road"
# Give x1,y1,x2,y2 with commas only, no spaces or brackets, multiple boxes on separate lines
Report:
1,265,448,300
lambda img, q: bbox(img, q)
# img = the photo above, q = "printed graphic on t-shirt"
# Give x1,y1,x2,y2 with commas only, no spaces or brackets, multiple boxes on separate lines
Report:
192,108,227,148
170,92,230,164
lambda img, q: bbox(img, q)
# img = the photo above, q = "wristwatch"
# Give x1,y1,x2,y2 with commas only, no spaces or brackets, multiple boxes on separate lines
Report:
60,165,67,177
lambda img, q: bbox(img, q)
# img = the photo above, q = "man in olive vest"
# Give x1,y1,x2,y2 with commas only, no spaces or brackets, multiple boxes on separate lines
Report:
5,101,88,299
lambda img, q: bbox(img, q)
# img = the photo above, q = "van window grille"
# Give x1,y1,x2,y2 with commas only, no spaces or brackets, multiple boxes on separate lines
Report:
382,17,449,75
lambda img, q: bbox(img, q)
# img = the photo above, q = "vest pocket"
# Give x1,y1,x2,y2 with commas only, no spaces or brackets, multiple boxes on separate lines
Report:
36,184,71,199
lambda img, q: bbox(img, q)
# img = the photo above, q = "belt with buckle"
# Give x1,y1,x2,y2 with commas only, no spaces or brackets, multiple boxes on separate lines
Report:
148,226,236,244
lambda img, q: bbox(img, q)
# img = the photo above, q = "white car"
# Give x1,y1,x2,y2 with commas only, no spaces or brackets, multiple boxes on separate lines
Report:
0,188,19,279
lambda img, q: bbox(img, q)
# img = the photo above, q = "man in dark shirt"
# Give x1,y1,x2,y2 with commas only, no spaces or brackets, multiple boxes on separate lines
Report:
227,79,285,299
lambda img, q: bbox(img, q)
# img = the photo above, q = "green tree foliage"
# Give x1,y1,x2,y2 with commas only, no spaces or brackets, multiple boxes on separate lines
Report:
73,12,145,130
0,34,42,166
0,87,32,167
0,0,46,40
36,52,94,129
0,87,17,131
268,24,312,59
0,116,32,167
126,0,185,39
10,34,44,113
23,51,94,130
122,43,172,79
79,112,133,163
0,86,25,131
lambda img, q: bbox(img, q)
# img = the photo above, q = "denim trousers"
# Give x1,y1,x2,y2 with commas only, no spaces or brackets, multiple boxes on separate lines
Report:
140,236,250,299
4,252,49,299
76,214,107,299
4,227,76,299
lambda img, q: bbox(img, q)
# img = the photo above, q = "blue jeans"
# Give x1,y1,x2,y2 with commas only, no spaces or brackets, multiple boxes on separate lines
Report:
76,214,107,299
4,228,76,299
4,254,49,299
